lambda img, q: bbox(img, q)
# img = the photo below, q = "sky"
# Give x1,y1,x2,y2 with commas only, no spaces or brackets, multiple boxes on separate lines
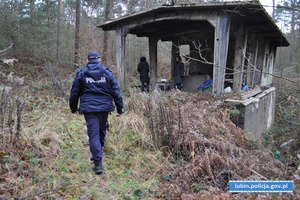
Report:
258,0,288,32
259,0,275,14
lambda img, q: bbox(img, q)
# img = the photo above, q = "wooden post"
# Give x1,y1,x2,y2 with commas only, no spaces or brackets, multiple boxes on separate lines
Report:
239,29,248,90
251,38,259,87
149,36,158,90
213,15,231,96
115,26,127,90
171,40,180,81
233,23,247,92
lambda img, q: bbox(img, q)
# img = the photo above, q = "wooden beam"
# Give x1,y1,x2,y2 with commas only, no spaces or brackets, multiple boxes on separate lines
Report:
233,22,246,92
239,28,248,92
241,88,262,100
149,36,158,90
246,31,256,87
115,26,127,89
213,15,230,96
251,38,259,87
171,40,180,79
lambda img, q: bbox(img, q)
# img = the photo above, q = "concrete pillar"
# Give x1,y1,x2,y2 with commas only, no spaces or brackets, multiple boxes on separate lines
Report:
115,26,127,90
213,15,231,96
149,36,158,90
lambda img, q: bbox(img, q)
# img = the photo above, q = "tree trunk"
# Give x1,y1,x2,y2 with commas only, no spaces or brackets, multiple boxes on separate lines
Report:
102,0,112,66
289,0,296,63
128,0,137,13
29,0,35,57
11,0,19,55
74,0,81,68
57,0,63,63
272,0,275,18
290,0,296,41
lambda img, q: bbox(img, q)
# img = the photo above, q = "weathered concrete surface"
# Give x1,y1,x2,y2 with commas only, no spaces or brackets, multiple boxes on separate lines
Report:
226,87,276,138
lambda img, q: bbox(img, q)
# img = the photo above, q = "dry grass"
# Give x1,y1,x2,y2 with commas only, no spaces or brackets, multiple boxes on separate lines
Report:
125,90,297,199
0,64,299,199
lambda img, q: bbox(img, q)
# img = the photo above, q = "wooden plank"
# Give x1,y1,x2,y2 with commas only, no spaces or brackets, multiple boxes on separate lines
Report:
233,22,244,92
115,27,127,89
240,88,262,99
149,36,158,90
224,99,244,103
213,14,230,96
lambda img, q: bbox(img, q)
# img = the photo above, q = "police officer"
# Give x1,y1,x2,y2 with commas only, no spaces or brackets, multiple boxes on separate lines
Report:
69,51,124,174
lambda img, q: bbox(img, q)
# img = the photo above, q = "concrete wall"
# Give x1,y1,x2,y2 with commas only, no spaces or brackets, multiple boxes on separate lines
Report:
236,87,276,138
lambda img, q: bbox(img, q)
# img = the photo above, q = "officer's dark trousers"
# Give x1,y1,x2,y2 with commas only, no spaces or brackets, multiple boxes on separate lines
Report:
84,112,108,162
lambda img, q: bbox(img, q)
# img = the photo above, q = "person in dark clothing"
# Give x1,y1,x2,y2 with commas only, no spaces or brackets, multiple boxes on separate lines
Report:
69,51,124,174
173,55,184,90
137,56,150,92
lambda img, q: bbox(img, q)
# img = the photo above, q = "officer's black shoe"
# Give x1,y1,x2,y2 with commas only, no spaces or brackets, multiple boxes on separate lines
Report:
93,161,103,174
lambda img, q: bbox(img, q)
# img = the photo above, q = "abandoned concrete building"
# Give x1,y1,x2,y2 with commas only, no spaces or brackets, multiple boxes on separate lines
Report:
98,0,289,137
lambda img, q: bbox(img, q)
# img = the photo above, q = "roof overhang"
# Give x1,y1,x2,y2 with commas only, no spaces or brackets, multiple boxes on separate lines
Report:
98,1,289,46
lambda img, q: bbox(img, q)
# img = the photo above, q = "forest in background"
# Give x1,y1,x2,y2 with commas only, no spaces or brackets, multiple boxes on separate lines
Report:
0,0,300,199
0,0,298,76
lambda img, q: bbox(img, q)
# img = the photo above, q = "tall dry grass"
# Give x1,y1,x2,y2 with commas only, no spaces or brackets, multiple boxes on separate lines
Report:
1,63,299,199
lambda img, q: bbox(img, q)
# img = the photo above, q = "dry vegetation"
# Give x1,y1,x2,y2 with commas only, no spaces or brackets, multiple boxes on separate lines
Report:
126,91,299,199
0,61,299,199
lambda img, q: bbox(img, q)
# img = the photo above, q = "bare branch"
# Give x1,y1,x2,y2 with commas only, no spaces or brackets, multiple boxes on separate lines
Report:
277,5,300,12
174,40,299,86
240,48,300,85
0,43,14,54
172,40,214,65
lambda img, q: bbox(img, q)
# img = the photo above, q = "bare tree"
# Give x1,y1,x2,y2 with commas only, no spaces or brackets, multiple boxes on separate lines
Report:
276,0,300,65
57,0,63,63
29,0,35,57
289,0,297,41
272,0,275,18
102,0,112,66
74,0,81,67
0,44,14,55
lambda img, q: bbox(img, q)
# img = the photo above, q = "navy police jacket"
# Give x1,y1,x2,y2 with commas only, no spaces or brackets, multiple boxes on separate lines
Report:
69,59,124,114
